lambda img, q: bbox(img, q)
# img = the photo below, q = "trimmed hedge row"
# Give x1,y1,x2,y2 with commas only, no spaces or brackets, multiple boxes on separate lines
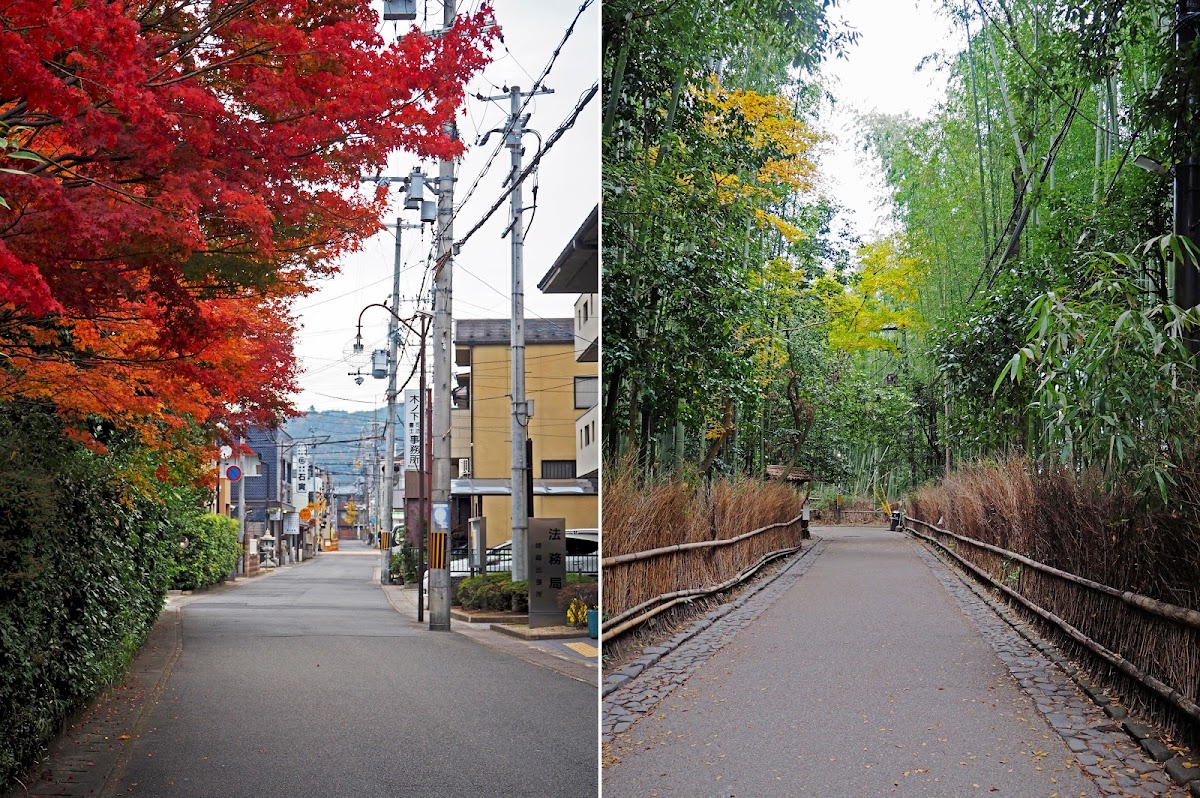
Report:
170,513,240,590
0,404,193,789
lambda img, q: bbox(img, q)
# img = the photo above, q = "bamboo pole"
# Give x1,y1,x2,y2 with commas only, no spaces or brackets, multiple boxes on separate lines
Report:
601,515,803,567
904,518,1200,725
906,516,1200,630
602,544,804,639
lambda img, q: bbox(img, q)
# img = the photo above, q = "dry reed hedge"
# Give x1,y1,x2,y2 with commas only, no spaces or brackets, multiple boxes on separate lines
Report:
908,456,1200,748
602,468,805,624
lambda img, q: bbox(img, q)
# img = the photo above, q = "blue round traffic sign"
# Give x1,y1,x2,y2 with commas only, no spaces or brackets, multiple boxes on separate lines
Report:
225,465,242,482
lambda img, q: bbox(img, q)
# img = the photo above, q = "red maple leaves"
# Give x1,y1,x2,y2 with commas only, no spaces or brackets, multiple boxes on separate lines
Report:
0,0,496,449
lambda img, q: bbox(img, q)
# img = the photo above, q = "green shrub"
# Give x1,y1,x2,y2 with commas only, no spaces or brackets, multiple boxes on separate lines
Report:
457,573,530,611
0,403,188,790
457,572,511,610
169,513,239,590
388,539,420,583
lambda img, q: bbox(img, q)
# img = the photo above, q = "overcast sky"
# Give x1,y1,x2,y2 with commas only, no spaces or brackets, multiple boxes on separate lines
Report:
289,0,956,414
291,0,598,413
819,0,959,238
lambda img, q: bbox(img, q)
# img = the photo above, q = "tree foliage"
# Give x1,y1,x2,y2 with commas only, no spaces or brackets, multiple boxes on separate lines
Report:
0,0,495,448
602,0,864,477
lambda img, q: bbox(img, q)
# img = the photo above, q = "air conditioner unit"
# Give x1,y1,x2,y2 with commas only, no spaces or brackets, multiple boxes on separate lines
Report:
458,458,471,477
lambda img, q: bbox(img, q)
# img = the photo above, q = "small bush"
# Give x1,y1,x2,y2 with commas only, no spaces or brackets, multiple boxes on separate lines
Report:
457,573,544,612
457,573,513,611
388,539,420,583
556,579,598,627
170,513,239,590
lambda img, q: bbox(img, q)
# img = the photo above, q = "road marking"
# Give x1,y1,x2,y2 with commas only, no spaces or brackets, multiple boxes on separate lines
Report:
564,642,598,658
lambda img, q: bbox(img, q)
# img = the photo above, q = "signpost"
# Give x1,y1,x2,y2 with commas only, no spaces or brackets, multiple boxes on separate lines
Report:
527,517,567,628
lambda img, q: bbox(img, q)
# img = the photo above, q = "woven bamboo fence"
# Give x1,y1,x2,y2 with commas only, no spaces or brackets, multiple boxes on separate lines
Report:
904,513,1200,745
601,514,807,639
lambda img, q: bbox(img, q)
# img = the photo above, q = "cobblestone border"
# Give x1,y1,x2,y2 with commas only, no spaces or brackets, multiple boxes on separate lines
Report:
911,539,1192,798
601,538,828,743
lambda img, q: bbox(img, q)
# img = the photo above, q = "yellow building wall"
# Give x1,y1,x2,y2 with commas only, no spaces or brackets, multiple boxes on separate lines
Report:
468,341,597,547
478,495,598,548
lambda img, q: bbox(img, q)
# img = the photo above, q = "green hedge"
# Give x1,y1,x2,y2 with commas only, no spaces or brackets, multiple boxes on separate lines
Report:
457,571,596,613
170,513,239,590
0,404,186,790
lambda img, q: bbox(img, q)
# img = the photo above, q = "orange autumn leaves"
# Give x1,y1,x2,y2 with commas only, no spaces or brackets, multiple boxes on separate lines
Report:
0,1,497,451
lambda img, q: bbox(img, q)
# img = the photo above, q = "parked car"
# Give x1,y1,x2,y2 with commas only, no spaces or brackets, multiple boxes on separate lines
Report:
423,528,599,593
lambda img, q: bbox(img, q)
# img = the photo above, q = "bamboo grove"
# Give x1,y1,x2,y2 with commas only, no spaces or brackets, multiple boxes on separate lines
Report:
602,0,1200,508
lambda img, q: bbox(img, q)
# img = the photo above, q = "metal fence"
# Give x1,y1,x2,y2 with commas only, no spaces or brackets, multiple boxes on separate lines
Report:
456,546,598,577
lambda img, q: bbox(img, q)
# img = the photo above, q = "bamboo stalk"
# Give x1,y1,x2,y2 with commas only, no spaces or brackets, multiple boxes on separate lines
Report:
905,520,1200,725
906,516,1200,630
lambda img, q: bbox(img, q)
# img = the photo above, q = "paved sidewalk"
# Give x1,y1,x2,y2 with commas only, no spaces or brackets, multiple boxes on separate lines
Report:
603,526,1186,797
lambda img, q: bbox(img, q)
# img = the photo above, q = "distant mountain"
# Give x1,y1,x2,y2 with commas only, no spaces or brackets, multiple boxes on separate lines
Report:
285,405,403,492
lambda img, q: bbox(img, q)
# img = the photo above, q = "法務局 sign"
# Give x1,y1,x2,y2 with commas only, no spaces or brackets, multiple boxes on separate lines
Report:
527,518,567,628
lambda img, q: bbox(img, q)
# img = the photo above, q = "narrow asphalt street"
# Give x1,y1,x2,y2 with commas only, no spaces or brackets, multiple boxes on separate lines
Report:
92,543,597,797
603,526,1186,798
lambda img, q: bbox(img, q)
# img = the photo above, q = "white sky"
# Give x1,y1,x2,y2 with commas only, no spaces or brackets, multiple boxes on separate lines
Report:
290,0,956,413
819,0,960,239
292,0,598,412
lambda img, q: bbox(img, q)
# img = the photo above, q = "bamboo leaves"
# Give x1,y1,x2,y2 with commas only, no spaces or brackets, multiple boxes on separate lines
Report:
995,235,1200,502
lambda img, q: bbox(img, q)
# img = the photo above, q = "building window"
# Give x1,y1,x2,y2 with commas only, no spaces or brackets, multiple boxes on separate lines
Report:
574,376,598,409
542,460,577,479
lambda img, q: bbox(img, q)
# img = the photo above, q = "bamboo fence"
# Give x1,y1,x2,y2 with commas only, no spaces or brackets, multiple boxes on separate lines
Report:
602,515,807,639
905,514,1200,742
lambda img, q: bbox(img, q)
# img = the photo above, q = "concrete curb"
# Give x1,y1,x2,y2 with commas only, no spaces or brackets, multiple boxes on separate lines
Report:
452,608,529,624
490,623,589,640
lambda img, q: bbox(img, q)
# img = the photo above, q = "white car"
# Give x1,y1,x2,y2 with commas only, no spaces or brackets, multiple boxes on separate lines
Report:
422,528,599,593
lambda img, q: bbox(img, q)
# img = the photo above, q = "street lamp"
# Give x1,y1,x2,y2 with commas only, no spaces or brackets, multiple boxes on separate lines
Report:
354,304,432,618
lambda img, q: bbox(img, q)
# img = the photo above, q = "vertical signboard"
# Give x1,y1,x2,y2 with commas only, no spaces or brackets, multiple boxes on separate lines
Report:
403,389,421,472
527,517,567,628
294,446,310,496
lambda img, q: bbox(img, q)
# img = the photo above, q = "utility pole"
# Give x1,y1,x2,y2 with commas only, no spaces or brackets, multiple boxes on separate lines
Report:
237,440,246,575
1177,0,1200,354
480,84,552,581
427,0,458,632
381,217,422,584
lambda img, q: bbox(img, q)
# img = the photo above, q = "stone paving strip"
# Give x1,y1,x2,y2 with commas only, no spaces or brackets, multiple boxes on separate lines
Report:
601,538,828,742
911,541,1191,798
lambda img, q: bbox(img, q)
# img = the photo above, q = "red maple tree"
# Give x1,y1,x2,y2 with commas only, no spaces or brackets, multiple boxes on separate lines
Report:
0,0,495,448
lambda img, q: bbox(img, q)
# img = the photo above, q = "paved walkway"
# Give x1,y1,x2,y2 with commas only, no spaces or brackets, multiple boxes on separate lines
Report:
8,543,598,798
603,526,1188,797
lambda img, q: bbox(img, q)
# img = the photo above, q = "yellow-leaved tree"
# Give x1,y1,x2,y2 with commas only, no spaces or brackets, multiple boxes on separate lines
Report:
814,233,927,352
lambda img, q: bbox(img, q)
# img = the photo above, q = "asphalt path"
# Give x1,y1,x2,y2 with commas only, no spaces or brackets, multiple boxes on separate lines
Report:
603,526,1101,797
111,545,597,797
